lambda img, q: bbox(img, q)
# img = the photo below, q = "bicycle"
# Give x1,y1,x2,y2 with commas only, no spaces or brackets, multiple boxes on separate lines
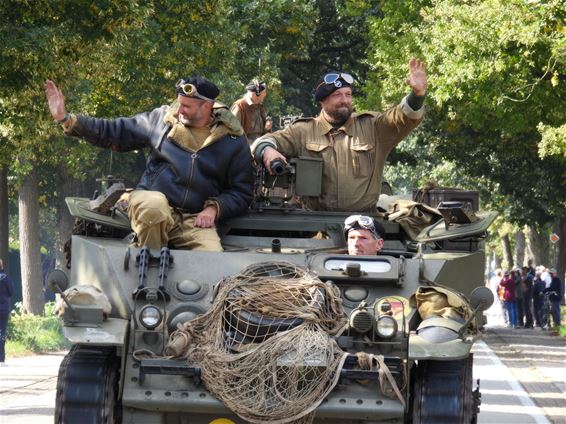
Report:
540,291,557,330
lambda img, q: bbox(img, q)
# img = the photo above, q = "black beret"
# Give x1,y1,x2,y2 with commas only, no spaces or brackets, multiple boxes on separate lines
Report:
177,76,219,100
246,79,266,93
314,71,352,102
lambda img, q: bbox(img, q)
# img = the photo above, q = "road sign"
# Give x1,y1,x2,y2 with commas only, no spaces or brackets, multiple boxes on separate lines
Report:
550,233,560,244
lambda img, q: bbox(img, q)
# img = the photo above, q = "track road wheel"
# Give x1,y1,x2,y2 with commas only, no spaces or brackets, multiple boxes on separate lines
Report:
410,355,478,424
55,345,121,424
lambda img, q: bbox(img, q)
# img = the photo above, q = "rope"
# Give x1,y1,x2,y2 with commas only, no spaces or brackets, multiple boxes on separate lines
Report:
165,261,348,424
356,352,406,407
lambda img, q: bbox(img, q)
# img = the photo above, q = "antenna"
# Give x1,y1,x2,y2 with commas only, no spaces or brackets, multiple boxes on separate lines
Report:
108,151,113,175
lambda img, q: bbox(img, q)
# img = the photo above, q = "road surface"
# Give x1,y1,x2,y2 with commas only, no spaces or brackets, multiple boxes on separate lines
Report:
1,325,565,423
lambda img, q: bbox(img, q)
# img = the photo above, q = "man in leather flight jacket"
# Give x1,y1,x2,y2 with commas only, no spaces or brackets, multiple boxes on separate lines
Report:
44,77,254,252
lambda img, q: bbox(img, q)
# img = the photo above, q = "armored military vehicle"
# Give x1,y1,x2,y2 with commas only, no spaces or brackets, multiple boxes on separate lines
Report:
49,160,496,424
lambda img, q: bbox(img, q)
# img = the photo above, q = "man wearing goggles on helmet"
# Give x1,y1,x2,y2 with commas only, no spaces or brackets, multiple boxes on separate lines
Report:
251,58,427,212
344,215,386,256
44,76,254,252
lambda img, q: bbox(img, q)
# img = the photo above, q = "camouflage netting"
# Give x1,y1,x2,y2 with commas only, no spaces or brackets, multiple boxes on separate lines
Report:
165,262,349,424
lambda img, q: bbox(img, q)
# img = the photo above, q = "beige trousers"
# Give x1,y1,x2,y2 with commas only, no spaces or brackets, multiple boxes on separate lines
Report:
127,190,222,252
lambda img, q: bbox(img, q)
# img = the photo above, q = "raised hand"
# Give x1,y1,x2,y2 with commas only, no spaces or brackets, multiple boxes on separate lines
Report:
406,58,427,96
44,80,66,121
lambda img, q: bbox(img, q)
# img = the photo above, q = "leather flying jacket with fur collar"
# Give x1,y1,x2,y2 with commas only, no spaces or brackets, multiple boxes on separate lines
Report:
65,103,254,219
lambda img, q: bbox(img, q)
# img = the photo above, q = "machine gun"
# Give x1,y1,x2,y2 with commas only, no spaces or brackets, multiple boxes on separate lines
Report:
253,156,323,210
278,114,303,130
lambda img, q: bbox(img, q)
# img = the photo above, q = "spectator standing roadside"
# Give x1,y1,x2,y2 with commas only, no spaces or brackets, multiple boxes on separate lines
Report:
0,259,14,365
499,271,518,328
231,79,272,145
514,269,524,327
541,267,552,288
521,266,534,328
544,268,562,328
532,270,546,328
487,269,507,325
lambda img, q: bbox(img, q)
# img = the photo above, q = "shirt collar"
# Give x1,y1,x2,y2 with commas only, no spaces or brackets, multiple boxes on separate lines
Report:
315,113,355,136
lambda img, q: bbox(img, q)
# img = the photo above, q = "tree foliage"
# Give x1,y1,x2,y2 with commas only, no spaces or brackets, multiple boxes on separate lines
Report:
364,0,565,226
1,0,564,303
277,0,382,117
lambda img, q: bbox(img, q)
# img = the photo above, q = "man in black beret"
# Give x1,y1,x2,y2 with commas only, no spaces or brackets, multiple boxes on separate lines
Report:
230,79,272,144
344,215,386,255
251,59,427,212
44,76,254,252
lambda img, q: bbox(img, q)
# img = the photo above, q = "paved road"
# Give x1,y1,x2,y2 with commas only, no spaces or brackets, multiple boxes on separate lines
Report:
475,326,566,423
0,351,65,424
1,325,565,424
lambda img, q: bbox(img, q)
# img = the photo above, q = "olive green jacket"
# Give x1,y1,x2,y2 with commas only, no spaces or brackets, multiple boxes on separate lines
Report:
251,96,424,211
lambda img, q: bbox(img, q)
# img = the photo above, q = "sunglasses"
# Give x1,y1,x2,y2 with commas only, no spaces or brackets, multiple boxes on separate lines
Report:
344,215,377,236
175,79,214,103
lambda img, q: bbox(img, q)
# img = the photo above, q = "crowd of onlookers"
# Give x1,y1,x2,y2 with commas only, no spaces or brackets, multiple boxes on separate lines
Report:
488,265,563,329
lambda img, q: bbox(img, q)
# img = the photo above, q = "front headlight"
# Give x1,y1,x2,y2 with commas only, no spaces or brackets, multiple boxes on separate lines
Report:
139,305,163,329
375,315,398,339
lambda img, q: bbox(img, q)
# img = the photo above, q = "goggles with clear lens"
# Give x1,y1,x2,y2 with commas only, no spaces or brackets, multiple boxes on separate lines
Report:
344,215,377,236
175,80,214,103
324,72,354,85
318,72,354,89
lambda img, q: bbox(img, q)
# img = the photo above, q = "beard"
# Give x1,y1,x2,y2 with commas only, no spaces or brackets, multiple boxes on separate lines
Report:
325,103,353,125
179,114,191,126
179,106,205,127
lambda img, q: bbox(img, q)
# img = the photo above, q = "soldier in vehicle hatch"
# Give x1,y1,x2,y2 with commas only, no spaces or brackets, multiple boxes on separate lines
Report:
44,77,254,252
230,79,273,144
251,58,427,212
344,215,385,256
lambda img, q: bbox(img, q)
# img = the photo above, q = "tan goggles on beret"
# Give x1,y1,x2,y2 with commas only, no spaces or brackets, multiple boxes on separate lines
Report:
175,80,214,103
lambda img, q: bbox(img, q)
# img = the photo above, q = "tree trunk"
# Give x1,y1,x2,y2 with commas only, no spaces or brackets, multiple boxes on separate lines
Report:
0,165,9,274
525,224,549,267
55,164,79,271
492,252,501,270
18,168,44,315
514,229,525,268
524,225,534,266
501,234,513,271
552,217,566,302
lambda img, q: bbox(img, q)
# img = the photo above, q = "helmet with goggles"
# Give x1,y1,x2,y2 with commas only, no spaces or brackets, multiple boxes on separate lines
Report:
344,215,386,240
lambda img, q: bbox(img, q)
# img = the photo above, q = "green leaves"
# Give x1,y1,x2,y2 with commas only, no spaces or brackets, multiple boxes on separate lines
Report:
364,0,565,225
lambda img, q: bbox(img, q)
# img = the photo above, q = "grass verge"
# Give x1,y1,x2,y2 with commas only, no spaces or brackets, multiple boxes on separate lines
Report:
6,301,70,357
559,305,566,338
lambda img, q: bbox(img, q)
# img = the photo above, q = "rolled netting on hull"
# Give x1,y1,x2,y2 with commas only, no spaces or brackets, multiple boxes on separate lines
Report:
166,262,349,423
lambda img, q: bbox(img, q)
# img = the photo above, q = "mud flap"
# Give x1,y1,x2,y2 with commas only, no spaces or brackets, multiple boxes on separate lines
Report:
63,317,129,346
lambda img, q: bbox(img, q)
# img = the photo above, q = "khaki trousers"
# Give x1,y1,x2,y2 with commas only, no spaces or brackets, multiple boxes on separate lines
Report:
127,190,222,252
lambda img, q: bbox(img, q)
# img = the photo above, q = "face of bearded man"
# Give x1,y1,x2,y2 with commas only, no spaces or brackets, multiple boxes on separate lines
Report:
177,95,212,128
320,87,353,125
